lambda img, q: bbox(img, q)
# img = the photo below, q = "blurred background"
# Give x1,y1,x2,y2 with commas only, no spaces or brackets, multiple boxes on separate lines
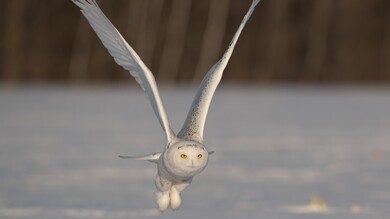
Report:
1,1,390,218
1,0,390,84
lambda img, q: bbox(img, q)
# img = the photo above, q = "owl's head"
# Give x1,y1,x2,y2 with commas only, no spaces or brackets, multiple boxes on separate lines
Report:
163,141,210,178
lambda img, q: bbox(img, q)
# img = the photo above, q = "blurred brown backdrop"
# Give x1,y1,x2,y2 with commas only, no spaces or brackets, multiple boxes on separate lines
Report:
0,0,389,83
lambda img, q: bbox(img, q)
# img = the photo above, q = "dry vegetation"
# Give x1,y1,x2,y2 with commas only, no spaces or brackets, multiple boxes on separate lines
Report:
0,0,389,83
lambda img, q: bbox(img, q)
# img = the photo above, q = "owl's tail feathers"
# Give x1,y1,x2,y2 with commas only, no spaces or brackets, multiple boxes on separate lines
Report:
118,152,161,163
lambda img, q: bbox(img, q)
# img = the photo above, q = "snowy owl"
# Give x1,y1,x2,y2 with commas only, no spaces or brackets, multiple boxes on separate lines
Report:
72,0,260,212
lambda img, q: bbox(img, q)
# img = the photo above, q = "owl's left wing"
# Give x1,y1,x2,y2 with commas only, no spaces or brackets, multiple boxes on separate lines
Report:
178,0,261,143
73,0,176,144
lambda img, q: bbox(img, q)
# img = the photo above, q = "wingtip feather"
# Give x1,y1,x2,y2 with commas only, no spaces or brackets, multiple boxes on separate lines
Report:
72,0,99,11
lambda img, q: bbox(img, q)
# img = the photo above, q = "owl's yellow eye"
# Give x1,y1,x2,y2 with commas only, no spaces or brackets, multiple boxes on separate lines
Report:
180,154,187,159
197,154,203,159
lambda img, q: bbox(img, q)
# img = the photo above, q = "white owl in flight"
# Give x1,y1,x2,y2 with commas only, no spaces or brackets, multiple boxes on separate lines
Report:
72,0,260,212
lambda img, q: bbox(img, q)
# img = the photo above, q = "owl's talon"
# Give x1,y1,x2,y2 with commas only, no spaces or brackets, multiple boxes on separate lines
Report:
170,187,181,210
156,191,170,212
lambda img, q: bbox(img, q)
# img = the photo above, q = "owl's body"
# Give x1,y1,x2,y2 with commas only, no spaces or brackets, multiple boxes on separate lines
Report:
119,139,210,211
155,140,210,211
72,0,260,212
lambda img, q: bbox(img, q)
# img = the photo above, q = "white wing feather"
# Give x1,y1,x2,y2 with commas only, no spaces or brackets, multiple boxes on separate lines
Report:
118,152,161,163
178,0,261,142
72,0,175,144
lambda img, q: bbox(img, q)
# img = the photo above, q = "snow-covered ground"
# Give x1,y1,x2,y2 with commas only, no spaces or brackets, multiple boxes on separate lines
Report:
0,85,389,219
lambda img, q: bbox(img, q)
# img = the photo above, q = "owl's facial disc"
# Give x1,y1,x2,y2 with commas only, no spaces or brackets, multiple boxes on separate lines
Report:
177,145,207,168
164,142,209,178
179,149,206,168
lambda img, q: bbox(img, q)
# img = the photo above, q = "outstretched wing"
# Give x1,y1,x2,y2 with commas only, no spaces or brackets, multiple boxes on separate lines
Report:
118,152,161,163
73,0,176,144
178,0,261,143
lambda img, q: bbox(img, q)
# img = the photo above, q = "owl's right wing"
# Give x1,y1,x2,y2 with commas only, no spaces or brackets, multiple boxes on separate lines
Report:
118,152,161,163
73,0,176,144
178,0,261,143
